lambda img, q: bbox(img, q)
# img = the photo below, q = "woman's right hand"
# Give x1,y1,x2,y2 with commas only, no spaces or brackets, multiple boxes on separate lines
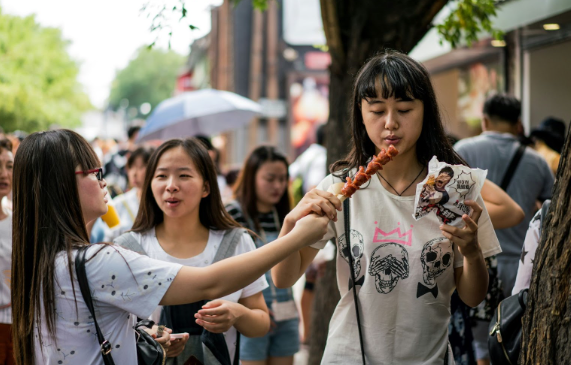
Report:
285,189,341,226
291,213,330,245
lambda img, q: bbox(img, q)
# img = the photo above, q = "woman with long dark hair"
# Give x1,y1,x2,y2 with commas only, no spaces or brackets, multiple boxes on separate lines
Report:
272,51,502,364
0,138,14,365
117,138,270,364
225,146,298,365
10,130,329,365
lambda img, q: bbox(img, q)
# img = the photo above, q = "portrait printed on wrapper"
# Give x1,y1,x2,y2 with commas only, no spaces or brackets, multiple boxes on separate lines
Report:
417,167,454,214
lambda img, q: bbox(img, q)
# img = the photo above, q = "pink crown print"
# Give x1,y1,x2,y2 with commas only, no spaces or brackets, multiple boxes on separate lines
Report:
373,222,413,246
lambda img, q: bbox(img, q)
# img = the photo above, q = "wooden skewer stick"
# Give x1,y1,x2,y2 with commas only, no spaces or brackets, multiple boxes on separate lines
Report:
327,145,399,202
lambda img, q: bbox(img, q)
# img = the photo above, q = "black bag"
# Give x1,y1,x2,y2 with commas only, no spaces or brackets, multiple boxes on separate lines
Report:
74,246,166,365
134,319,168,365
488,288,528,365
488,200,551,365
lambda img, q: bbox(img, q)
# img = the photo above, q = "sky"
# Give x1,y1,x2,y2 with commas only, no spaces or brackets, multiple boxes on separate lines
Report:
1,0,222,109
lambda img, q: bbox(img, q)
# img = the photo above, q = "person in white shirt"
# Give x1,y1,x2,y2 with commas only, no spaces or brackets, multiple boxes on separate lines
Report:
272,51,501,365
103,146,154,241
10,129,330,365
121,138,270,363
289,124,327,194
0,138,14,365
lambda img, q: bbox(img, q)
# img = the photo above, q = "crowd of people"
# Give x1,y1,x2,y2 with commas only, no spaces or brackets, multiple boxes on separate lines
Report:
0,50,567,365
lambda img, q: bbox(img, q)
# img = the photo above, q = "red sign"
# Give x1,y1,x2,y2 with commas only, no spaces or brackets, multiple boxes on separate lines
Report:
176,71,194,93
304,52,331,70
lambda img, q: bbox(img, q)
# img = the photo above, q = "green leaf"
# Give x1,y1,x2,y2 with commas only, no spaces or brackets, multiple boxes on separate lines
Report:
436,0,505,49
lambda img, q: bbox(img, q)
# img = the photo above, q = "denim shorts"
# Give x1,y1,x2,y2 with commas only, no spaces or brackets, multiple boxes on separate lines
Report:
239,318,300,360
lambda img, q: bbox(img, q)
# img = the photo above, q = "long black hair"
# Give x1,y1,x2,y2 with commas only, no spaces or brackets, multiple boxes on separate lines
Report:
12,130,101,364
331,50,466,173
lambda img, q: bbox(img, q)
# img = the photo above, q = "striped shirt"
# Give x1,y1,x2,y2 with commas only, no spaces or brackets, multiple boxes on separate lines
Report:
225,201,293,304
225,201,280,237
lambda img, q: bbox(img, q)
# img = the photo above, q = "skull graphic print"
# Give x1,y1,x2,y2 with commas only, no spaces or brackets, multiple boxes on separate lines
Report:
420,237,453,286
338,229,365,278
368,243,409,294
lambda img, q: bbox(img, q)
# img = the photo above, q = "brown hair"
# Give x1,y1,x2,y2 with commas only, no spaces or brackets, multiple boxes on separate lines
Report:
127,145,155,169
11,130,101,364
331,50,466,175
0,138,13,153
131,138,240,232
233,146,290,231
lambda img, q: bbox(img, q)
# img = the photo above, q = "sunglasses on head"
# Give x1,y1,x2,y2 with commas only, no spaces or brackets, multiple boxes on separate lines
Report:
75,167,103,181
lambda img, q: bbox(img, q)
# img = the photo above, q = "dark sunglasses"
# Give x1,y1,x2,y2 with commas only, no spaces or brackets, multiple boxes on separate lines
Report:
75,167,103,181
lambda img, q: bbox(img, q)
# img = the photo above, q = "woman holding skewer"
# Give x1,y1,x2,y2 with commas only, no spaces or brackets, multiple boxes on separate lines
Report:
10,130,329,365
272,51,501,364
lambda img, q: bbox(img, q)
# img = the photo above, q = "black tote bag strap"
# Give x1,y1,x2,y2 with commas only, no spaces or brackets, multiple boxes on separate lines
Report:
342,177,366,364
74,246,116,365
500,144,525,191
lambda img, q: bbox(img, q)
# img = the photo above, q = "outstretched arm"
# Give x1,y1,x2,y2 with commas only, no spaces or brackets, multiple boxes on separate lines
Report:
272,189,341,288
161,214,329,305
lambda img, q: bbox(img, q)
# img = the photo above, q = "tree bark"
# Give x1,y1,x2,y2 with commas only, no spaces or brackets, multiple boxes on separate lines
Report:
308,0,449,362
520,128,571,364
308,255,340,365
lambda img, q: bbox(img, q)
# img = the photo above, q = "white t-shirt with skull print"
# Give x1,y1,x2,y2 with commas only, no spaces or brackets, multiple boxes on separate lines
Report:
33,244,182,365
313,172,501,365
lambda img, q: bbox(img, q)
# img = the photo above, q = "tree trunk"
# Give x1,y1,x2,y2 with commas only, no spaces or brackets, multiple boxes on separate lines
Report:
308,0,449,362
520,128,571,364
308,254,340,365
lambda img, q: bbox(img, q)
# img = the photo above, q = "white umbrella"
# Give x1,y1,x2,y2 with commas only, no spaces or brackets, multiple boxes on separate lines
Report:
137,89,262,142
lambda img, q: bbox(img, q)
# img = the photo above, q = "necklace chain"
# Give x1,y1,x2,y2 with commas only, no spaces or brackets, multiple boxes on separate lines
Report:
377,166,425,196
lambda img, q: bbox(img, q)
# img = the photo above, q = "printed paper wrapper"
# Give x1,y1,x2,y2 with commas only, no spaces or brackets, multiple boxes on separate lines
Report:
413,156,487,227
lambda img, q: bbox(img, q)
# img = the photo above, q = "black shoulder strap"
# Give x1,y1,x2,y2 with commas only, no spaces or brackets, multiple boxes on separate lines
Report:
500,144,526,191
74,246,116,365
342,170,366,365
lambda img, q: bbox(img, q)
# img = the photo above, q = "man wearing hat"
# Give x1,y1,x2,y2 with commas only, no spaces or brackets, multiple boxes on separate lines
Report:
531,117,567,175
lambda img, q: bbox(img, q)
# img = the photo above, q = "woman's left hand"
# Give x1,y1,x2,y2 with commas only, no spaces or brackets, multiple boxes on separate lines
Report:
195,300,244,333
147,325,171,350
440,200,483,257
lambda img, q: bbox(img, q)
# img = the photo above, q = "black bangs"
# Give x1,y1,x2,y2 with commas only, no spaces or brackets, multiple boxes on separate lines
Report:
357,55,427,103
333,50,468,175
69,132,101,171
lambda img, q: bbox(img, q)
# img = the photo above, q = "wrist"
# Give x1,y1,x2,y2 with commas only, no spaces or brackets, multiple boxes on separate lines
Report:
233,303,249,326
283,214,296,229
461,243,483,261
